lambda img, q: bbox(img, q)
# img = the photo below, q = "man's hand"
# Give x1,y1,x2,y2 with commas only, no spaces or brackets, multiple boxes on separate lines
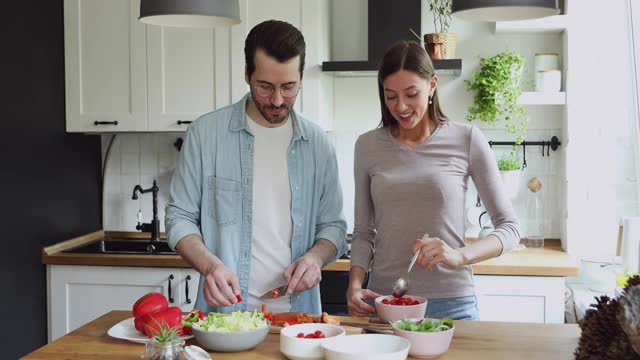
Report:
284,252,324,294
347,286,380,317
414,236,465,271
175,235,241,308
283,239,338,295
202,261,241,307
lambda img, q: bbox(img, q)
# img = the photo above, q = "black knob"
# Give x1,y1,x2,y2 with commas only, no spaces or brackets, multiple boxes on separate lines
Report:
94,121,118,126
550,136,561,151
168,274,175,303
185,275,192,304
177,120,192,125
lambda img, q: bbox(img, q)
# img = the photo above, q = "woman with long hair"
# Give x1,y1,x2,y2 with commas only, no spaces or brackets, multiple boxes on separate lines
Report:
347,41,520,320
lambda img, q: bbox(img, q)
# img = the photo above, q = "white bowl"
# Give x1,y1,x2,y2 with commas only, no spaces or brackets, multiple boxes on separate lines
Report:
321,334,410,360
391,318,455,358
191,323,269,352
280,323,346,360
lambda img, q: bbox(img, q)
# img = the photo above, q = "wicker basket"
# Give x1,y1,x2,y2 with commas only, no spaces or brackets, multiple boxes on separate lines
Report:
424,33,457,60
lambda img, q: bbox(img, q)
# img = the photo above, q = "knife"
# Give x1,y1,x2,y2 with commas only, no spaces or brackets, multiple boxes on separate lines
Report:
260,285,289,300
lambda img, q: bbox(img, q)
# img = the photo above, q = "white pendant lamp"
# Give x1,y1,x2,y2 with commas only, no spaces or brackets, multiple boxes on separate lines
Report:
452,0,560,22
139,0,240,28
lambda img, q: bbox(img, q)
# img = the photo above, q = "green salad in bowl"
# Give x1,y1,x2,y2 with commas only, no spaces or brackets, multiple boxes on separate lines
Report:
195,310,269,333
391,318,456,358
392,317,453,332
192,311,270,352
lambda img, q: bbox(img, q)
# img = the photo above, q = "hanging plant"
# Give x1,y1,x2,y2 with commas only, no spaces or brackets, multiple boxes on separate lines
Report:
465,49,527,146
427,0,452,34
497,153,521,171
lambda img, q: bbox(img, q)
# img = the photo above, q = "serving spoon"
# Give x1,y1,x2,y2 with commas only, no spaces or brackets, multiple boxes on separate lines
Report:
391,233,429,298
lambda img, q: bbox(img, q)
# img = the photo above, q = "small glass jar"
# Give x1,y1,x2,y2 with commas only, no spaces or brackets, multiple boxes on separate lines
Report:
141,339,185,360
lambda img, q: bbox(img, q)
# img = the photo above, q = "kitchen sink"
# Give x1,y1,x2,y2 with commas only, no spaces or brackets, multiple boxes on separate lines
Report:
62,238,177,255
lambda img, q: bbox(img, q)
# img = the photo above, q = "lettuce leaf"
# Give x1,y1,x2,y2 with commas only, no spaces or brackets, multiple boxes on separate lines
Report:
194,310,268,333
392,318,453,332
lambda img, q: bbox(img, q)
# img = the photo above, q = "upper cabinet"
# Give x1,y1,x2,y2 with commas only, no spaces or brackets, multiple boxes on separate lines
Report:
64,0,230,133
64,0,332,132
64,0,148,132
146,26,232,131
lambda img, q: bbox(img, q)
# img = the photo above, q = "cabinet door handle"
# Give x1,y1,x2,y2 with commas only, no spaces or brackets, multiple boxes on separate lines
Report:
168,274,175,303
185,275,192,304
177,120,192,125
94,121,119,126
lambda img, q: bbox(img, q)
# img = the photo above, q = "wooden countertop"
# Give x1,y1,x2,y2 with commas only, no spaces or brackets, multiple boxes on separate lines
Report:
42,231,579,276
22,310,580,360
325,241,579,276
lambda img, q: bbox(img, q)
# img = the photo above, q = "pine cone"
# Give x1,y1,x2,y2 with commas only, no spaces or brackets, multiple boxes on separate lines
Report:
575,295,640,359
625,274,640,292
619,284,640,355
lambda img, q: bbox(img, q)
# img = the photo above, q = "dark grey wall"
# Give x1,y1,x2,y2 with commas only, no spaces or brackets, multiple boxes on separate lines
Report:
0,1,102,357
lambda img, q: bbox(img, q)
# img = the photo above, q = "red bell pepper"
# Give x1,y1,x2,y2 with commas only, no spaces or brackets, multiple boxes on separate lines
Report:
143,306,184,338
134,315,147,332
181,309,206,335
132,292,168,319
271,313,299,326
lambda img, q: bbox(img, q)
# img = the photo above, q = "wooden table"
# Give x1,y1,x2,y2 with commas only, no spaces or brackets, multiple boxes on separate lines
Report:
22,311,581,359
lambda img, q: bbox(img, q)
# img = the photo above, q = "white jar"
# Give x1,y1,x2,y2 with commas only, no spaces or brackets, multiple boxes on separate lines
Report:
535,70,561,92
581,257,622,292
534,53,559,72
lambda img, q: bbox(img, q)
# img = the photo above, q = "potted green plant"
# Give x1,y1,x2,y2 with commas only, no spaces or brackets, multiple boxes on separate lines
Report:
465,49,527,145
497,152,522,199
143,323,185,360
424,0,456,59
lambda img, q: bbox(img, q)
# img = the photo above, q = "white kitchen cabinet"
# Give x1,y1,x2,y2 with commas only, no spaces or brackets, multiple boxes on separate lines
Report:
64,0,333,132
64,0,148,132
475,275,565,324
64,0,232,133
47,265,200,342
146,26,233,131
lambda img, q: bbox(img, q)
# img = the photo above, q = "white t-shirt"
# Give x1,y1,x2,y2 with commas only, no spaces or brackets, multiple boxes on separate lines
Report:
246,115,293,313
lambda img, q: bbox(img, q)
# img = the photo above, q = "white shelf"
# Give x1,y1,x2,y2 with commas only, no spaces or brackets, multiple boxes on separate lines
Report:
518,91,566,105
494,15,567,34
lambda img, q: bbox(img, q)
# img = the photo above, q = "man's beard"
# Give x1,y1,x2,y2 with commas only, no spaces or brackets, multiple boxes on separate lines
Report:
251,95,291,124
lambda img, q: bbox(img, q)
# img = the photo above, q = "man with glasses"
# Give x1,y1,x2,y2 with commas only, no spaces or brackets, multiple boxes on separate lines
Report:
166,20,347,315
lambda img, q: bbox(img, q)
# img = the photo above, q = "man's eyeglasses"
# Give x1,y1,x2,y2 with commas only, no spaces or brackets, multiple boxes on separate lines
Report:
253,82,301,99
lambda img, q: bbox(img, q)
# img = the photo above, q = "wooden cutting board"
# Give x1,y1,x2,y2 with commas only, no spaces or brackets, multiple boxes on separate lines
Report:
267,313,391,335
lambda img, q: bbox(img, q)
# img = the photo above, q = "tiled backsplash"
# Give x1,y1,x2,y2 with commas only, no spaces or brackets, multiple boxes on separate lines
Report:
102,133,180,232
102,127,563,239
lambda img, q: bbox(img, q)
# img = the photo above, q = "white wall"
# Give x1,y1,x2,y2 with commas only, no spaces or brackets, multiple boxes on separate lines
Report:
563,0,639,257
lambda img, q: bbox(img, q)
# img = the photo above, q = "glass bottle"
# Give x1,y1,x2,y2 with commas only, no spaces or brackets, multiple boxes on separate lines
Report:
141,339,185,360
524,177,545,248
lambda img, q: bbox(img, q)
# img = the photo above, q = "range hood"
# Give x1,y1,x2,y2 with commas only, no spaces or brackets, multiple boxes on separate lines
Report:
322,0,461,76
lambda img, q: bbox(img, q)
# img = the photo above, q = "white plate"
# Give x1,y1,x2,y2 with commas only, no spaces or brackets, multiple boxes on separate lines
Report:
107,317,194,344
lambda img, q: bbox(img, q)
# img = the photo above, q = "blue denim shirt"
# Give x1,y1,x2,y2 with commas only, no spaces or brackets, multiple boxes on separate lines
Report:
166,94,347,315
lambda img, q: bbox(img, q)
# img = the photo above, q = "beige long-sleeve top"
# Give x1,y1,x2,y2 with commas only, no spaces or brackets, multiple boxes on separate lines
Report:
350,121,520,299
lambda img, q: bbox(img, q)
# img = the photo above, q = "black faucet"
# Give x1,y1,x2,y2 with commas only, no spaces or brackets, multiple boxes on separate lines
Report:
132,180,160,243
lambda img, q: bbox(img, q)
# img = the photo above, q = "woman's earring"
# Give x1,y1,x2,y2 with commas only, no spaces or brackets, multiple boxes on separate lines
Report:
428,96,433,105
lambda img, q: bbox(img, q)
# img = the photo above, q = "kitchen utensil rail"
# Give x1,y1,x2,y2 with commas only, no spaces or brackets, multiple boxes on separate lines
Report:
488,136,561,156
